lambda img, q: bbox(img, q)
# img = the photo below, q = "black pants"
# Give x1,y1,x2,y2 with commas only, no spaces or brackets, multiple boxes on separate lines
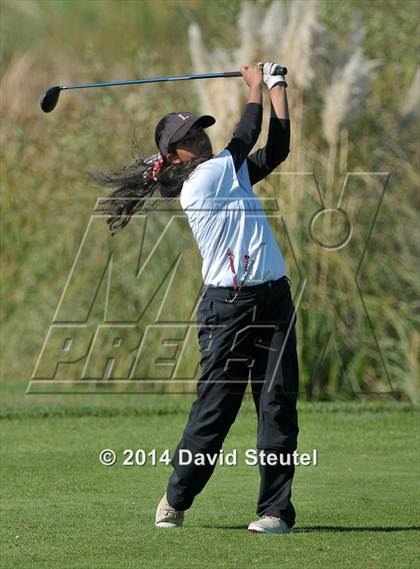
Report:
166,276,299,526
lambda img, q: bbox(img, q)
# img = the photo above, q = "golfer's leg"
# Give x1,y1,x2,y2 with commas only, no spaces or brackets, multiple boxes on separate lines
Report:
167,302,252,511
251,287,299,526
166,378,247,510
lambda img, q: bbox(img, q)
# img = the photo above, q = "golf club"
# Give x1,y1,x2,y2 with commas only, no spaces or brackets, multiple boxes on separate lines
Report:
40,66,287,113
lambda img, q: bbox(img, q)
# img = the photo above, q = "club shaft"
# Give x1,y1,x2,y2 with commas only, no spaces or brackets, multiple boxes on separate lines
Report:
59,67,286,92
40,66,287,112
60,72,242,91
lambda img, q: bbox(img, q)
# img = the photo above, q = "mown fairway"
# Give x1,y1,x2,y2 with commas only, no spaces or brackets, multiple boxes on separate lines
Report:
1,398,419,568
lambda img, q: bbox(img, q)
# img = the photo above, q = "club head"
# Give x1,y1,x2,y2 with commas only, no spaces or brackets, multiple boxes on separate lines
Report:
40,86,61,113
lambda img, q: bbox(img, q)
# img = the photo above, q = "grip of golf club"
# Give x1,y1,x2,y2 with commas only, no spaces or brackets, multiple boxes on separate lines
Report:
257,63,288,76
224,66,287,78
271,65,287,76
232,65,287,76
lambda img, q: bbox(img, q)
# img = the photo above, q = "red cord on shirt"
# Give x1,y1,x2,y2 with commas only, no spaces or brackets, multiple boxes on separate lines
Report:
226,248,251,292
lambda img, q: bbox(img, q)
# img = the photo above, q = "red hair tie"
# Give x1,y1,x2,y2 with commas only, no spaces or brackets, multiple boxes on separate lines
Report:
150,157,165,181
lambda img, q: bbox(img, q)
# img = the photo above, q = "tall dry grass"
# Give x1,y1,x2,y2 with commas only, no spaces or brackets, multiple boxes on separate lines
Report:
1,0,418,401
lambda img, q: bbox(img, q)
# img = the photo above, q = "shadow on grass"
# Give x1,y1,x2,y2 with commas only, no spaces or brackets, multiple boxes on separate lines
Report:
294,526,420,533
201,525,420,533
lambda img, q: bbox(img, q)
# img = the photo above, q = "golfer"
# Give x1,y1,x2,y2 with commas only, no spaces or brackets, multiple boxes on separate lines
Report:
95,62,298,534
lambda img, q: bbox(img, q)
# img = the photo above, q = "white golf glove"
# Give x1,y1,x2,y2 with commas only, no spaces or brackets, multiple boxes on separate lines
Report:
258,61,288,89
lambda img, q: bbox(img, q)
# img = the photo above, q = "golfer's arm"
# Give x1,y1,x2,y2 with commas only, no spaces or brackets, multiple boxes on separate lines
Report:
247,83,263,106
225,85,263,171
247,85,290,185
269,84,289,119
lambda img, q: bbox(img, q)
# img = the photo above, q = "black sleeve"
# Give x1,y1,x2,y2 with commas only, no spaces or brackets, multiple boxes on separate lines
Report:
247,117,290,185
225,102,263,172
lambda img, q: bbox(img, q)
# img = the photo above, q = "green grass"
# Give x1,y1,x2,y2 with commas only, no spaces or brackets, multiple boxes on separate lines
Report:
1,398,419,568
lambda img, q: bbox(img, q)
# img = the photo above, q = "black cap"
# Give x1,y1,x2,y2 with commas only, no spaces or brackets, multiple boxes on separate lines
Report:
155,112,215,156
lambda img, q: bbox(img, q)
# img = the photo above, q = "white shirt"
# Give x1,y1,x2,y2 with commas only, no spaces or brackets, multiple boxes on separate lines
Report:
179,149,286,287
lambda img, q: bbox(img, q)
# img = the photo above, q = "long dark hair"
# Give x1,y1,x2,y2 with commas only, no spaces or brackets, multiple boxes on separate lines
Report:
90,116,210,235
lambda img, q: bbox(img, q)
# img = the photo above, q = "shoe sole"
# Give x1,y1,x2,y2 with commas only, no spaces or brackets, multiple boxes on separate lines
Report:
248,524,293,534
155,522,183,528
